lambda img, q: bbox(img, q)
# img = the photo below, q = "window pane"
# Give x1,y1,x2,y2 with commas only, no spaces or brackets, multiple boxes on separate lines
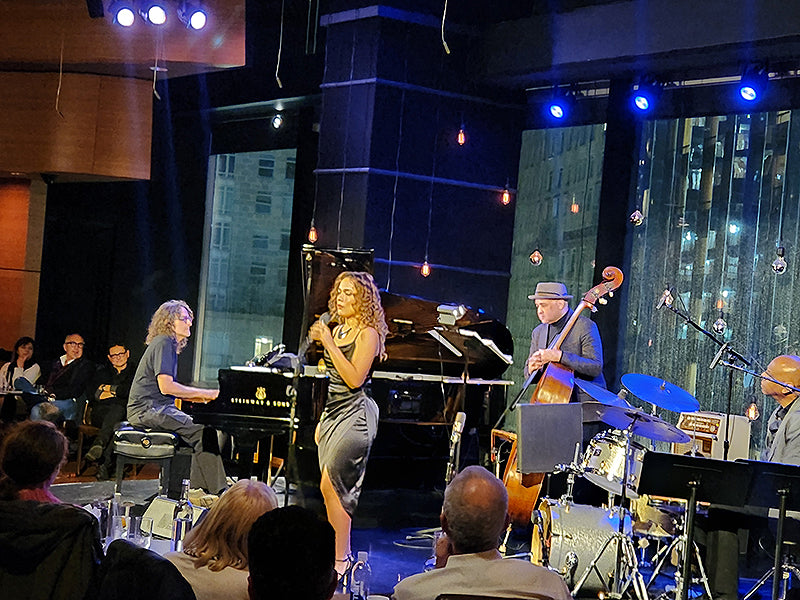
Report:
624,112,800,457
506,125,606,388
197,148,297,382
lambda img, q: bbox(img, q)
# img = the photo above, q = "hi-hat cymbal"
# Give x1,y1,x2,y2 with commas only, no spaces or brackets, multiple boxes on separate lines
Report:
574,379,633,409
621,373,700,413
582,401,691,443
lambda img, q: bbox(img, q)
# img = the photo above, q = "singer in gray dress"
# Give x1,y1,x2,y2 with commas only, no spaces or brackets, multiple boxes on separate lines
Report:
308,271,387,578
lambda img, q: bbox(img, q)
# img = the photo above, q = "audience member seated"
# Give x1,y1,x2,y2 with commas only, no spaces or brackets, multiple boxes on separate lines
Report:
85,342,135,479
248,505,337,600
0,420,103,600
392,466,572,600
26,333,95,423
89,539,197,600
165,479,279,600
0,336,40,421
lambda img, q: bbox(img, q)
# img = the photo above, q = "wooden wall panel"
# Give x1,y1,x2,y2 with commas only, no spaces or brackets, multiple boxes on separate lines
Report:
0,72,152,180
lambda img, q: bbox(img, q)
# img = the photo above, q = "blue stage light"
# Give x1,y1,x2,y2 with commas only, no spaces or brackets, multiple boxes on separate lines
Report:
549,101,566,119
544,89,575,122
178,2,207,30
109,1,135,26
139,2,168,25
630,82,662,115
737,70,768,103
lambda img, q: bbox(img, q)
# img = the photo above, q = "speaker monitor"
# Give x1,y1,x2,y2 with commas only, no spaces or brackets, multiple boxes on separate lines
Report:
670,411,750,460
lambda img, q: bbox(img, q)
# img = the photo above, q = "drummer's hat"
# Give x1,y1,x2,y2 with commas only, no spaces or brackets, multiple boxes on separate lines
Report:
527,282,573,300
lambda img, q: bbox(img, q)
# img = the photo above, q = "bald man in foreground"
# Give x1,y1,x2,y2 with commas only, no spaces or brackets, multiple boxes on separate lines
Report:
392,466,571,600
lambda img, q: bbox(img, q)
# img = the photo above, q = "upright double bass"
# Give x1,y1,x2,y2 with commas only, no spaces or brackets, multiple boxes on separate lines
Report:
499,266,624,526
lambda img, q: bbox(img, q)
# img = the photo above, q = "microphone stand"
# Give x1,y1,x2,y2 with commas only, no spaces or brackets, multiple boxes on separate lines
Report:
661,300,751,461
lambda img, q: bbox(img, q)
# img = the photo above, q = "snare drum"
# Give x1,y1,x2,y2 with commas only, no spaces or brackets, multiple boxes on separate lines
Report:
532,499,631,593
581,430,646,498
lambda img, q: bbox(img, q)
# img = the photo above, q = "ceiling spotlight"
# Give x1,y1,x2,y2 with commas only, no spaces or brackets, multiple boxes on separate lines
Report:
630,81,662,115
178,2,207,30
544,88,576,122
271,114,283,129
772,246,787,274
140,1,168,25
109,1,136,26
738,69,769,103
629,209,644,226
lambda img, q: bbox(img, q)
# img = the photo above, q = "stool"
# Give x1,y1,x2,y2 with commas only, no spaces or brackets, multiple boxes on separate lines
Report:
113,424,178,496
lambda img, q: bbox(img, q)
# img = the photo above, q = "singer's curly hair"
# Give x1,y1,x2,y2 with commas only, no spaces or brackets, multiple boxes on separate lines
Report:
145,300,193,353
327,271,388,360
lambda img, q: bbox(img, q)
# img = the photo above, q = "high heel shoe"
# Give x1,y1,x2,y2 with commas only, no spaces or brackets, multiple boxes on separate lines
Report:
335,553,355,587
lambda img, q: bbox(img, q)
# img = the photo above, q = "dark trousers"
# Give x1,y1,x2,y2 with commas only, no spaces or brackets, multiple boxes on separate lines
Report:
90,402,127,468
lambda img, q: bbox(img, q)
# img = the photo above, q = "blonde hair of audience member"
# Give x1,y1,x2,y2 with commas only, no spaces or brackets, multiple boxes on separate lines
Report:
327,271,389,360
146,299,194,352
0,420,68,502
181,479,279,571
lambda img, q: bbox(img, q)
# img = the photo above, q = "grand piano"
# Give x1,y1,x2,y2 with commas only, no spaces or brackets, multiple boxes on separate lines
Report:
190,247,515,486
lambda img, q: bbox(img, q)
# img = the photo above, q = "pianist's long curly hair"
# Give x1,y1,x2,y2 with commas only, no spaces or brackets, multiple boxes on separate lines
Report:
327,271,388,360
145,299,194,353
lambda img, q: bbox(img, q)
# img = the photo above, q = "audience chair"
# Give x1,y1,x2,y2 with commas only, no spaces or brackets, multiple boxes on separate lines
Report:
113,424,179,496
76,401,100,475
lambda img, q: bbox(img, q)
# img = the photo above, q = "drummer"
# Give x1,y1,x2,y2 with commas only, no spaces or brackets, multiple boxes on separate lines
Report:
525,281,610,506
703,354,800,600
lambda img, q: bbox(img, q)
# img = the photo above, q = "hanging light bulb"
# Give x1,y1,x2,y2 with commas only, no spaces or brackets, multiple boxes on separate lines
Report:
457,123,467,146
529,249,543,266
712,310,727,335
420,261,431,277
772,246,787,274
745,400,760,421
501,187,511,205
629,209,644,226
307,224,318,243
570,200,580,214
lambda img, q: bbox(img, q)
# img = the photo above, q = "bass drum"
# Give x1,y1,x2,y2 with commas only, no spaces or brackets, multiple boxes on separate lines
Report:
532,499,631,593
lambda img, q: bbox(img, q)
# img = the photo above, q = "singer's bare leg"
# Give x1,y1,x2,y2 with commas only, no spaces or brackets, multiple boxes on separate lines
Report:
320,466,352,573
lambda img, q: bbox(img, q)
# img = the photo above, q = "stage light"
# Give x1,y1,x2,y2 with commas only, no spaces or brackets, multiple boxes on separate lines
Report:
630,81,662,115
745,401,759,421
109,1,136,26
737,70,768,103
544,89,576,122
772,246,787,274
271,114,283,129
178,2,207,30
629,210,644,226
140,1,168,25
529,248,543,266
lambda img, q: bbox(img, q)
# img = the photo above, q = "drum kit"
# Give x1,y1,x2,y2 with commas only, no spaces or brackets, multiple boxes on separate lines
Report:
523,374,709,600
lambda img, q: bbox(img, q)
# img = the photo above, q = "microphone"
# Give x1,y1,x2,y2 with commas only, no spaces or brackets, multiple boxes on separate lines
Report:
450,412,466,446
656,288,673,310
298,312,332,362
709,342,728,370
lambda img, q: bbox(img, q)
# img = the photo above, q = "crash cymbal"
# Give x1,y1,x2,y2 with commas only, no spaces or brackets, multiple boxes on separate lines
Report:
582,401,691,444
574,379,633,409
621,373,700,413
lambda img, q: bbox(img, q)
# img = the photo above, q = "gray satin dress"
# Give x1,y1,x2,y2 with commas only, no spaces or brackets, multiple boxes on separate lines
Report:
317,340,379,516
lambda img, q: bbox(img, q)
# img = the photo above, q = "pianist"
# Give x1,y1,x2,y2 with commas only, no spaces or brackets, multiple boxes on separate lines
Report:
127,300,228,495
308,271,388,579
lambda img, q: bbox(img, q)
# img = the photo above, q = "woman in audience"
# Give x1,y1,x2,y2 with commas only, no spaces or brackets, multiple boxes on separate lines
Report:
165,478,279,600
0,419,66,502
0,336,40,391
0,420,103,599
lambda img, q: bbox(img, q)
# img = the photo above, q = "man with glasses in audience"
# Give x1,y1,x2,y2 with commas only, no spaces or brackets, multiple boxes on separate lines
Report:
84,342,135,479
28,333,95,423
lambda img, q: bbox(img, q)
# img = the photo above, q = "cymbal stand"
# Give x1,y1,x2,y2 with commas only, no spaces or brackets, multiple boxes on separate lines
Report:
644,509,712,600
572,425,649,600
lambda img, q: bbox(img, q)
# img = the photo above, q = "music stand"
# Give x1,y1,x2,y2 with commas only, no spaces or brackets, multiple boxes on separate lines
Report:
639,452,754,600
739,460,800,600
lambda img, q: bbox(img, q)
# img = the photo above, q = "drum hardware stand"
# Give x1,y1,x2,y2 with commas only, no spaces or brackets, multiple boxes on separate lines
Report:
644,510,712,600
572,426,649,600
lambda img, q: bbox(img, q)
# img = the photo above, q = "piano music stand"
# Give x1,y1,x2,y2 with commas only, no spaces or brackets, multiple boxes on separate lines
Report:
639,452,754,600
739,460,800,600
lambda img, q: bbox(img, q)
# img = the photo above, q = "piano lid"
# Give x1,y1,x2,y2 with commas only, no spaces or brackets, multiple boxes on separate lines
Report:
300,245,513,380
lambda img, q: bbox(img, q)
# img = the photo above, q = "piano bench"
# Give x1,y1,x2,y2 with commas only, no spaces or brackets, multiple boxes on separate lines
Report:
113,425,180,496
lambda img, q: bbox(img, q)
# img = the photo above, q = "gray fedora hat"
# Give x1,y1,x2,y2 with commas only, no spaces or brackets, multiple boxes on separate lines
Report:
528,282,573,300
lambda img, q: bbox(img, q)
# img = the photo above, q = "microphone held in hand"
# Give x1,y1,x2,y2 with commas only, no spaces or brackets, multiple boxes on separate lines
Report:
298,312,332,362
